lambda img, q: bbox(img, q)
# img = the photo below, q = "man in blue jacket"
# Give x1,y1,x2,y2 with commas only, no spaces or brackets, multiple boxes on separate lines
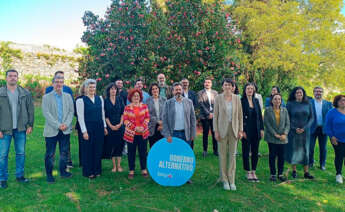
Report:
309,86,333,170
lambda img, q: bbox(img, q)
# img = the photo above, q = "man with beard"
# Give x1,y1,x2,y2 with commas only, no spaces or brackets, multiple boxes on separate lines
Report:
157,73,173,99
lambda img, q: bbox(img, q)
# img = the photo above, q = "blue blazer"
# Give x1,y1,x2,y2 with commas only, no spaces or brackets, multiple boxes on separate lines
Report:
310,99,332,134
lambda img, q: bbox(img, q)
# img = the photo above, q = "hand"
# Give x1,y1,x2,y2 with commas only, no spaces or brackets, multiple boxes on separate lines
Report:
136,126,144,133
331,136,338,145
167,136,172,143
208,113,213,119
59,124,67,131
260,130,264,138
110,125,117,131
243,132,247,139
157,125,163,131
26,127,33,135
215,131,220,142
274,134,281,139
104,128,108,136
280,134,287,141
157,120,163,125
0,131,3,139
83,132,89,140
238,131,244,139
296,128,303,134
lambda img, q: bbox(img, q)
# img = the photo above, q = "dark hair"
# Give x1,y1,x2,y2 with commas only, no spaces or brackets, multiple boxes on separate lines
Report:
333,95,345,108
204,77,213,82
6,69,18,76
172,82,182,88
270,93,282,107
135,79,143,84
54,71,64,76
221,78,235,86
233,81,239,95
181,78,188,82
105,83,118,99
271,86,281,96
127,88,143,102
148,82,160,96
313,86,323,92
242,82,256,99
253,82,258,92
288,86,309,103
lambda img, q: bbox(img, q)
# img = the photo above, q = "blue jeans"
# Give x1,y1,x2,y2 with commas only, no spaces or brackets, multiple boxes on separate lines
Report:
309,126,328,167
0,129,26,181
45,131,70,177
173,130,191,146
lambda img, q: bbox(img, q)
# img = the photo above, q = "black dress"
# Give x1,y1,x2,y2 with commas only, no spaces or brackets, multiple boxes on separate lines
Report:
103,97,125,158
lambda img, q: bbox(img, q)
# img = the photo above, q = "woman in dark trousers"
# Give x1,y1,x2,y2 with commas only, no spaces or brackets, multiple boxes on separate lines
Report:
264,94,290,182
285,87,314,179
123,88,150,179
241,83,264,182
324,94,345,184
76,79,108,179
103,83,125,173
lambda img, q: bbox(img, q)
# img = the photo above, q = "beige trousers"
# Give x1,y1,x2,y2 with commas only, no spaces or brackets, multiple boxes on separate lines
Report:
218,122,238,184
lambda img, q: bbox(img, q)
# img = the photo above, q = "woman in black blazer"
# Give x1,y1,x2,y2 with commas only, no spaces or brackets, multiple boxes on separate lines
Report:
241,83,264,182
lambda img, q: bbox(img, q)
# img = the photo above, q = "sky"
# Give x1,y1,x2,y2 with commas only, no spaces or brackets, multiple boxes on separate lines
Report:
0,0,344,51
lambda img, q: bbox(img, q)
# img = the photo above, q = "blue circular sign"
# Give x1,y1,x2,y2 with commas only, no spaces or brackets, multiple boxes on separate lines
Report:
147,137,196,186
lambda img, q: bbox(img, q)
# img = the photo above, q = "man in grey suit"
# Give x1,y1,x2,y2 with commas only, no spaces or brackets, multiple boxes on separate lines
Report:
162,82,196,145
42,75,74,183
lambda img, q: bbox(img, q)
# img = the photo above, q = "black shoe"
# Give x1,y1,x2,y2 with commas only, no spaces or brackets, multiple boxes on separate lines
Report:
278,175,287,182
214,152,219,156
0,181,7,188
270,175,277,182
16,176,29,183
304,172,314,179
292,171,297,179
61,172,72,178
47,176,55,183
202,151,207,157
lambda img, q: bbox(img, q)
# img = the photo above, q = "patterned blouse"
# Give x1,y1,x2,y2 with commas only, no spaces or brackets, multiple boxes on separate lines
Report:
123,103,150,142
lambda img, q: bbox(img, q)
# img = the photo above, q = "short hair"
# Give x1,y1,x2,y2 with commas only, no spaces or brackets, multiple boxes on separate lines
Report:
288,86,309,103
221,78,235,86
181,78,189,82
204,77,213,82
172,82,182,88
82,79,97,92
127,88,143,102
53,75,64,83
6,69,18,76
313,86,323,92
104,82,118,99
115,79,123,83
333,95,345,108
148,82,160,96
54,71,64,76
270,93,283,107
135,79,143,84
242,82,256,99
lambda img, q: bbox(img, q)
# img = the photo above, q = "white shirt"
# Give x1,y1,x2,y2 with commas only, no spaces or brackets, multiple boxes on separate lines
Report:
315,100,323,126
76,96,107,133
206,90,212,111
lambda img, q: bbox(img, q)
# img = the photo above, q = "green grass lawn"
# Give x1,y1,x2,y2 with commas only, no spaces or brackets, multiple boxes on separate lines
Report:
0,107,344,212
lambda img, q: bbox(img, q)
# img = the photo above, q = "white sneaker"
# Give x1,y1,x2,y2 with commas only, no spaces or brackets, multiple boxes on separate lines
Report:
223,182,230,190
336,174,343,184
230,184,237,191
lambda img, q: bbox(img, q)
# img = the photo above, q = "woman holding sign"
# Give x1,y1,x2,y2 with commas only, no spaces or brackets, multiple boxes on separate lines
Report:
214,78,243,191
123,88,150,179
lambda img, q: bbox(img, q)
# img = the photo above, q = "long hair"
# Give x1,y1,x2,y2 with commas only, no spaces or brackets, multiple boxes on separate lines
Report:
288,86,309,103
242,82,256,99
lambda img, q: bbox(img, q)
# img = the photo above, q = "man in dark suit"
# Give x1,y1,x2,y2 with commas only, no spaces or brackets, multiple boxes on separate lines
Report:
181,78,198,149
197,77,218,157
115,79,128,104
309,86,333,170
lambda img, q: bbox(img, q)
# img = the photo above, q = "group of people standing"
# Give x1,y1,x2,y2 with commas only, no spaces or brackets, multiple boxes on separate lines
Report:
0,69,344,192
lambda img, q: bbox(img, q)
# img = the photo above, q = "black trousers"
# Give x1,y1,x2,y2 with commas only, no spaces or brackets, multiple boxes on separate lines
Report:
77,129,83,167
242,137,260,171
148,124,163,148
128,135,148,171
268,143,286,175
309,126,328,167
201,118,217,153
332,142,345,175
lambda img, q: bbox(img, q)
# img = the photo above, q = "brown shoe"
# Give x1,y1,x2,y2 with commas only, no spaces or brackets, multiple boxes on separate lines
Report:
142,172,149,178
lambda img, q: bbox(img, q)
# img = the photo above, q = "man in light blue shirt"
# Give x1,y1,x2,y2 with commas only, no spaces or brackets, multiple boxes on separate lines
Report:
309,86,333,170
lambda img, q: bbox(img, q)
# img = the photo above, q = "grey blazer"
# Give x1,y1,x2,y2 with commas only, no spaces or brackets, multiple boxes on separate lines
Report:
162,97,196,141
213,93,243,139
264,106,290,144
42,91,74,137
147,96,166,136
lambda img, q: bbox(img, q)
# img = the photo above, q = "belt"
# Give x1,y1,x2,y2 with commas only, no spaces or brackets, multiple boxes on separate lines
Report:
174,130,185,132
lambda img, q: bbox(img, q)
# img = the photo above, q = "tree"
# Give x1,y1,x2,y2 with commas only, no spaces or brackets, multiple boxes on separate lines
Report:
0,41,23,74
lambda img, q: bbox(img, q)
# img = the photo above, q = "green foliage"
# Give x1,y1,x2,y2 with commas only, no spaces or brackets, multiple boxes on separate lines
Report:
36,52,79,67
22,74,50,99
0,41,23,73
232,0,345,97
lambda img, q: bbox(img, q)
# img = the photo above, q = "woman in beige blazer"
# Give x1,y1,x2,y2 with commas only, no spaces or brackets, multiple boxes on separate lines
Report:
214,78,243,191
